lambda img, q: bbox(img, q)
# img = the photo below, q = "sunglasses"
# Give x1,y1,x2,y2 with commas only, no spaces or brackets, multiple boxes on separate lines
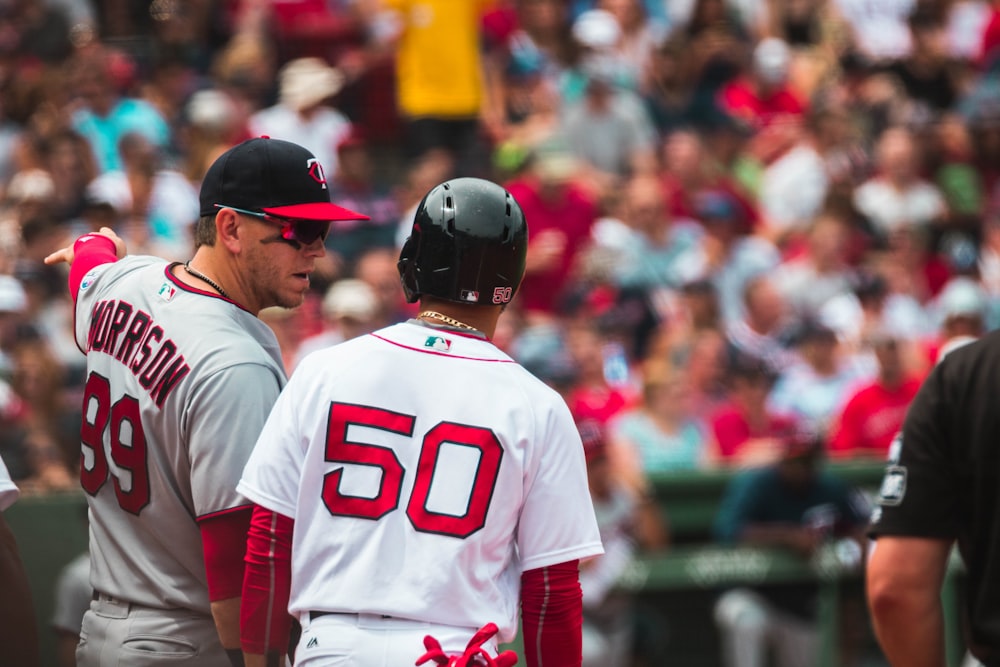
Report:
215,205,330,248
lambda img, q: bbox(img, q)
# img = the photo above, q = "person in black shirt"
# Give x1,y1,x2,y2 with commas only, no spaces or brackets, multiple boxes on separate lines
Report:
880,7,959,115
868,331,1000,666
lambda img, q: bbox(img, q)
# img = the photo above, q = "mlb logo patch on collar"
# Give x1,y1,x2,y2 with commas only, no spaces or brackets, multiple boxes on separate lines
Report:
424,335,451,351
158,282,177,301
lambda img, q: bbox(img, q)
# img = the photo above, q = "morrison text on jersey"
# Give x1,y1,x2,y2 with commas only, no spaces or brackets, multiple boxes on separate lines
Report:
86,298,191,407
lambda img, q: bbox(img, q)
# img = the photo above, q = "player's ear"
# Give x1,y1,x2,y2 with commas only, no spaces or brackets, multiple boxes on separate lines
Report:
215,208,243,254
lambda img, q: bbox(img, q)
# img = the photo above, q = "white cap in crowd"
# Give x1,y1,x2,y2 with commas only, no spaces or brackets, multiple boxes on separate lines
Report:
753,37,791,85
322,279,378,322
571,9,621,50
936,276,987,322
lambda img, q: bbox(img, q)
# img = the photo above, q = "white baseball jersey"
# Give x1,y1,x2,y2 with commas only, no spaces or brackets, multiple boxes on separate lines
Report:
0,456,18,511
238,320,603,643
74,256,286,613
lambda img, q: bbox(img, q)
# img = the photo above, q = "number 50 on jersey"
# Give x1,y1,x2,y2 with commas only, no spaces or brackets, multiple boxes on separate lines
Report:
324,402,503,539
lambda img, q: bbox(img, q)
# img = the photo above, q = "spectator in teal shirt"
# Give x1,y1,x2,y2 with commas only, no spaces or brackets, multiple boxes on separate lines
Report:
69,47,170,174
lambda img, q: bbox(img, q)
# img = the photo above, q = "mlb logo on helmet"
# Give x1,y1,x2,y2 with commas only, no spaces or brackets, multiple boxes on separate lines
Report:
460,290,479,302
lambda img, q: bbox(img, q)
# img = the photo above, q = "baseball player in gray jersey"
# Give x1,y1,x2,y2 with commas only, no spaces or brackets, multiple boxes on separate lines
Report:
44,137,368,666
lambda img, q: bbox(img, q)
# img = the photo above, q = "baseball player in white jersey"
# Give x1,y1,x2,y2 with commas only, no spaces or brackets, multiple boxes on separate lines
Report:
43,137,368,667
237,177,604,667
0,455,41,666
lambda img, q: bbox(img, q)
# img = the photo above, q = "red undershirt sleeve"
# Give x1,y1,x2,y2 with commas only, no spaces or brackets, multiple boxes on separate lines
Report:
68,234,119,302
240,504,294,656
520,560,583,667
198,506,252,601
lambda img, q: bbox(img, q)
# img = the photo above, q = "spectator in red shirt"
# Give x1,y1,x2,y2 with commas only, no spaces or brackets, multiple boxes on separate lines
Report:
660,128,759,230
505,143,600,321
827,329,922,460
717,37,806,133
709,353,798,467
564,320,638,426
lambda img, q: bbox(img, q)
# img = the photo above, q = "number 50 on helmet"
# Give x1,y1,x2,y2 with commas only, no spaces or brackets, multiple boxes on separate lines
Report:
397,177,528,306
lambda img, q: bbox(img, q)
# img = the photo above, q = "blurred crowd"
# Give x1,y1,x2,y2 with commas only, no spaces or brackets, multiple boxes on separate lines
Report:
1,0,1000,503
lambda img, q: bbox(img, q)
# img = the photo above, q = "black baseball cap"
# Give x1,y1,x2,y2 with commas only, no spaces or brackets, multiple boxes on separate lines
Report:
198,137,369,222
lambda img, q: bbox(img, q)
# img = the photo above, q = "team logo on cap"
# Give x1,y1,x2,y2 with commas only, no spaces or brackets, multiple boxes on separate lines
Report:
307,158,328,189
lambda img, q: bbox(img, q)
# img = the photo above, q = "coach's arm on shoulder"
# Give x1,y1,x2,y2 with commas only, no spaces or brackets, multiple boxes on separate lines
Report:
0,512,40,667
866,535,952,667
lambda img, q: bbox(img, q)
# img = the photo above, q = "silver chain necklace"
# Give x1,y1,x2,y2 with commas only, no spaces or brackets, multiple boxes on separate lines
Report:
183,261,232,300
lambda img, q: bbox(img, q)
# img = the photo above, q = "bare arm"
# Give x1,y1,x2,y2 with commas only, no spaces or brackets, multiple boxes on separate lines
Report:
634,494,670,551
244,651,283,667
211,598,241,647
866,536,952,667
0,513,40,667
606,434,649,499
55,630,79,667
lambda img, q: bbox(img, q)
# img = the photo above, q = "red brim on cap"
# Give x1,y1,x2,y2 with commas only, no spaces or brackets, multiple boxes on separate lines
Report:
264,202,370,222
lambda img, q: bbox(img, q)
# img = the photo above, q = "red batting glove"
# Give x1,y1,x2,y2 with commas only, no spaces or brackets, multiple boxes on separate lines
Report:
416,623,518,667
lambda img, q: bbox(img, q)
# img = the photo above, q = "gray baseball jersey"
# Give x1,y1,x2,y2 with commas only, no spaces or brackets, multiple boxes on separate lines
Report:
74,256,286,613
52,551,91,634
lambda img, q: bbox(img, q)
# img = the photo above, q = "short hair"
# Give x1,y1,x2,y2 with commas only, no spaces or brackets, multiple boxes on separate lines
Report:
192,214,216,249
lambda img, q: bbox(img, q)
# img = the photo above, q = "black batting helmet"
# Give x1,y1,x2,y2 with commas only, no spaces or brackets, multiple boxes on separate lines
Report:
398,177,528,306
